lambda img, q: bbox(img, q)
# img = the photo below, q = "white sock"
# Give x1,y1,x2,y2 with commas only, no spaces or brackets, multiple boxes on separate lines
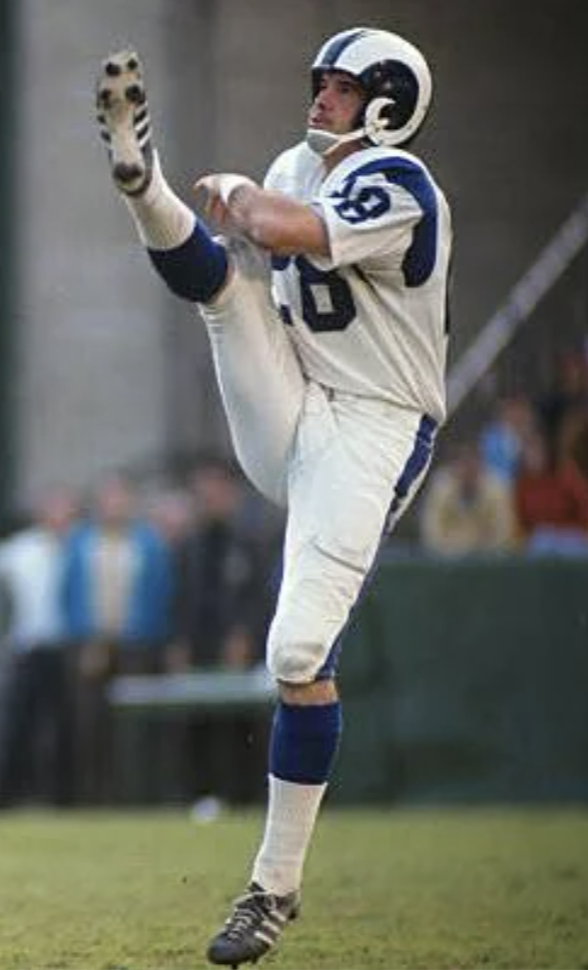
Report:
123,152,196,250
252,774,327,895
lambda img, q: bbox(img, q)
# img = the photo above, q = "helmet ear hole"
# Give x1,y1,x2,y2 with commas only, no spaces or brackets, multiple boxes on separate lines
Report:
364,97,399,147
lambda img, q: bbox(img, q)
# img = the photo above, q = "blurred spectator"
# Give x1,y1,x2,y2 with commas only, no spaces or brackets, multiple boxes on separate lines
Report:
479,393,538,485
0,486,79,808
63,472,172,802
168,458,269,672
514,428,588,556
146,485,193,548
166,457,273,805
420,442,516,556
537,348,588,479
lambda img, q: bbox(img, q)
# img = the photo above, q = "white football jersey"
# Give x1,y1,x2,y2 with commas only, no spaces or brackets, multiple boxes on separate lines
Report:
264,141,452,423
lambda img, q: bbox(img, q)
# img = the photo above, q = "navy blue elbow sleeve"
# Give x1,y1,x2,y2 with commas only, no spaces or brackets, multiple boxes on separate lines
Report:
148,222,228,303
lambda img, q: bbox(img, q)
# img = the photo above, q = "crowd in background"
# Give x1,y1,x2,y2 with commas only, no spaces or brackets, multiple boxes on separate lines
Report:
419,344,588,557
0,458,279,811
0,343,587,811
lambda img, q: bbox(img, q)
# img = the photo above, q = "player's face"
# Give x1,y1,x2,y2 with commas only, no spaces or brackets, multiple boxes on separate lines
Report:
308,70,365,136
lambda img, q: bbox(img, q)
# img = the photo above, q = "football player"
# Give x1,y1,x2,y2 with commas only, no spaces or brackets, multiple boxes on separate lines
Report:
96,26,452,967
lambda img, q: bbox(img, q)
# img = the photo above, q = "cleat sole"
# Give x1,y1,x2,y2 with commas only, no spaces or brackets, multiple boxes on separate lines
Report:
96,49,153,195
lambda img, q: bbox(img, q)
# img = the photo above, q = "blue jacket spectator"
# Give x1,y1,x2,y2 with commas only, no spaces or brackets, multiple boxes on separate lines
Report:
62,473,172,804
63,518,171,646
479,394,537,486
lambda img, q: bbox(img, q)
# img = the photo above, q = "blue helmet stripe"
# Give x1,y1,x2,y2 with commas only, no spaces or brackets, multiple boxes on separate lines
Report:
319,28,371,67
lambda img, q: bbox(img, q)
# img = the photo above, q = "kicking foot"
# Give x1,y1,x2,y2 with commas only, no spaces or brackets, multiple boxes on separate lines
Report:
207,882,300,967
95,49,153,196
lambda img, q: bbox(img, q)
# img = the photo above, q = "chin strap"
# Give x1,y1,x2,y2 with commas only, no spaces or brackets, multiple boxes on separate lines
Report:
306,126,366,157
306,96,399,156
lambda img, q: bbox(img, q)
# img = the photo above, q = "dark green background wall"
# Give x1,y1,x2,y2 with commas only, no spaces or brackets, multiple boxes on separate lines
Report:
334,557,588,805
111,558,588,807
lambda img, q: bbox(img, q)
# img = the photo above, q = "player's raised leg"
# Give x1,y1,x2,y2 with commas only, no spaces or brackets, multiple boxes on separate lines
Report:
96,50,154,196
96,49,228,303
199,240,305,505
95,51,306,504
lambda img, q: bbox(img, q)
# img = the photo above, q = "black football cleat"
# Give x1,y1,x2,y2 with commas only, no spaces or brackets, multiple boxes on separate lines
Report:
207,881,300,967
95,49,153,196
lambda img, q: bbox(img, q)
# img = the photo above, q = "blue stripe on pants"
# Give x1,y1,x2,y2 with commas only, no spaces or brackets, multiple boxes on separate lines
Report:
316,413,437,680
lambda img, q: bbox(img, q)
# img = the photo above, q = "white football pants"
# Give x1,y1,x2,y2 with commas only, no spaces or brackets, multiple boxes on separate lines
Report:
201,241,435,684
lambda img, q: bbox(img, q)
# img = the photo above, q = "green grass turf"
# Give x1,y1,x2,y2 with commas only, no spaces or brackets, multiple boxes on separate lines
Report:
0,807,587,969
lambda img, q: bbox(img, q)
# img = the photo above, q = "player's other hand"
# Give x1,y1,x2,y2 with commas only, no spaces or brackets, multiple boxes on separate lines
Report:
194,174,231,227
194,173,256,229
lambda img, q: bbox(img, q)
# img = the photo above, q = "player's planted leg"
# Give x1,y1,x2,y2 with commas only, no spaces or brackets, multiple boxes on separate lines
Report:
207,882,300,967
207,680,342,967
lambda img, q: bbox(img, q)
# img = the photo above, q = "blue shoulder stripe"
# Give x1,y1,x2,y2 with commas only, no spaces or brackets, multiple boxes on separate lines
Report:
340,156,438,287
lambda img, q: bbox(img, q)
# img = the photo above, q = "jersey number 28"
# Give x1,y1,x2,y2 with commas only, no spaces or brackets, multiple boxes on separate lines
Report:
274,254,355,333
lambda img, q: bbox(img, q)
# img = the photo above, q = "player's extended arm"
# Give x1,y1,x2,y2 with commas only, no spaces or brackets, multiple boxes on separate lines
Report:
194,173,330,258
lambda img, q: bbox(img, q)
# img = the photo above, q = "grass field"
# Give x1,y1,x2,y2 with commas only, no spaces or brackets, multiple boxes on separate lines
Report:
0,807,587,969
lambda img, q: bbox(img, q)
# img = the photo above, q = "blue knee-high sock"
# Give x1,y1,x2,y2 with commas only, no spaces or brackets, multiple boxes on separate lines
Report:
148,221,228,303
269,700,342,785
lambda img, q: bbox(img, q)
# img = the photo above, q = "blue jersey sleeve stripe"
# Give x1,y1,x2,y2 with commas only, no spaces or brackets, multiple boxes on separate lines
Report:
331,157,439,287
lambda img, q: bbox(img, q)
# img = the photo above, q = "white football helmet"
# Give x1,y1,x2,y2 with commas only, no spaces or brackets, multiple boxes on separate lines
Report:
306,27,433,156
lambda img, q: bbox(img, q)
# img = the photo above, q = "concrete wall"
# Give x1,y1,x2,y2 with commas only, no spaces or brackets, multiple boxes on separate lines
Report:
12,0,588,502
15,0,173,499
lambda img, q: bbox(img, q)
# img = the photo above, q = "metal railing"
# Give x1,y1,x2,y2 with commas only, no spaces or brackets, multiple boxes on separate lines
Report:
447,192,588,416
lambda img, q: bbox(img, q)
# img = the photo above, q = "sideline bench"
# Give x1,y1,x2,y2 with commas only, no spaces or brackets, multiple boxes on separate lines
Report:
107,666,276,715
107,667,275,804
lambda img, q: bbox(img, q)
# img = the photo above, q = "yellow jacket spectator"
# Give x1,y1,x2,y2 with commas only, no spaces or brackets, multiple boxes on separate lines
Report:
420,443,516,555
